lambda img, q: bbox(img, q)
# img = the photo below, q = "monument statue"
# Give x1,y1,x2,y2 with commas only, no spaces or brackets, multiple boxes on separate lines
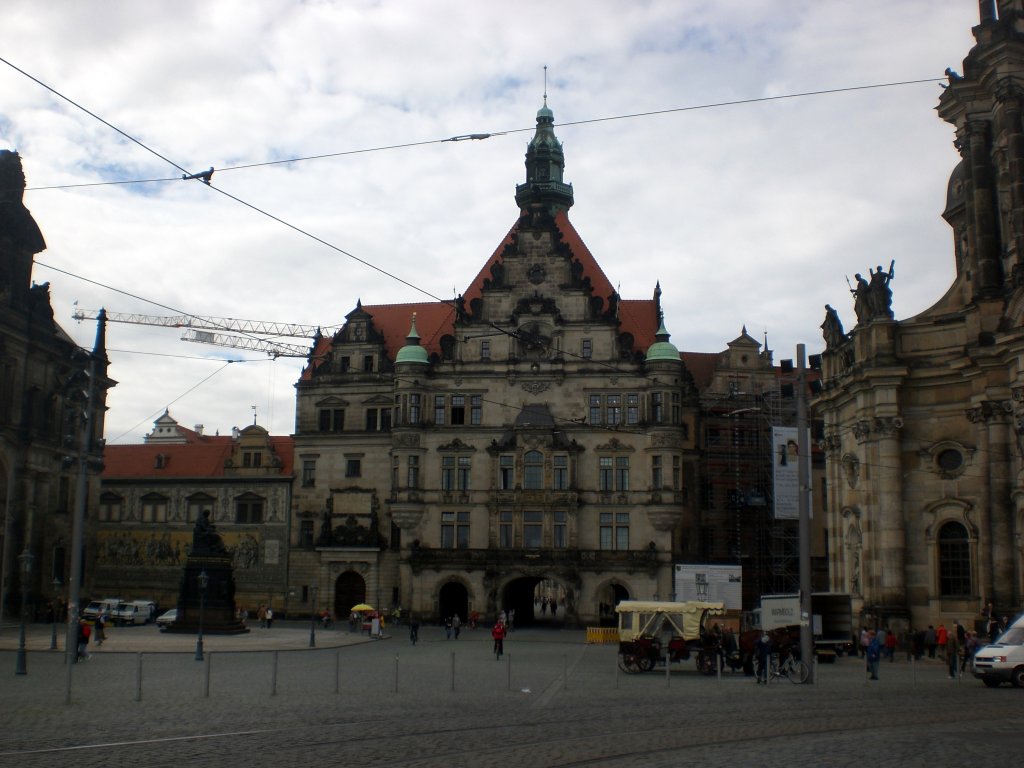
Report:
191,510,227,555
849,260,895,323
821,304,847,349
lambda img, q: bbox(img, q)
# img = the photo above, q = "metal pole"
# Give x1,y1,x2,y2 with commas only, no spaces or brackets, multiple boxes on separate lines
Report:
334,649,340,694
15,549,33,675
309,585,318,648
450,651,455,691
796,344,814,682
65,351,97,702
271,650,278,696
195,571,208,661
394,654,399,693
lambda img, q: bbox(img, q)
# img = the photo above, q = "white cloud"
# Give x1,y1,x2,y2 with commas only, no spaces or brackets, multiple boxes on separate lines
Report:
1,0,978,441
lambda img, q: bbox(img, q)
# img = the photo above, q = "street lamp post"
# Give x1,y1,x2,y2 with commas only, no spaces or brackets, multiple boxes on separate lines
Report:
15,549,34,675
50,578,61,650
309,585,319,648
195,570,209,662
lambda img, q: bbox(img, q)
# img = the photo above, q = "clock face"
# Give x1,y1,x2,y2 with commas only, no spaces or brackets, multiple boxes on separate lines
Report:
528,263,546,285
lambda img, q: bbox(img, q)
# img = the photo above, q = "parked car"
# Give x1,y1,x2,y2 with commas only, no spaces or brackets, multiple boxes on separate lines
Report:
113,600,157,625
155,608,177,627
973,614,1024,687
82,598,122,621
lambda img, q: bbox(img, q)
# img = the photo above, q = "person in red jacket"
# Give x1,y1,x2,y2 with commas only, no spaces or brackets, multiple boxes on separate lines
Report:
936,624,948,660
491,620,506,660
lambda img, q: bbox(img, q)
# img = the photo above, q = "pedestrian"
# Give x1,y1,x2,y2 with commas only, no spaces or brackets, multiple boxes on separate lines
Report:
444,615,452,640
507,608,515,632
452,613,461,639
266,607,274,629
885,627,896,661
550,600,557,617
409,616,420,645
77,619,91,661
924,625,936,658
377,614,385,638
258,605,267,629
866,630,881,680
859,627,870,658
95,612,107,646
755,631,772,684
491,620,506,659
962,631,978,673
946,622,960,678
240,608,249,627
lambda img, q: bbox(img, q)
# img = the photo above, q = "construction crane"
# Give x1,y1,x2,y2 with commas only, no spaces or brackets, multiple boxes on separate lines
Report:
72,306,337,358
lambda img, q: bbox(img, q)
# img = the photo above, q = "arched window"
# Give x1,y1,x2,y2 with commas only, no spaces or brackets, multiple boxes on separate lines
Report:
524,450,544,490
938,521,971,597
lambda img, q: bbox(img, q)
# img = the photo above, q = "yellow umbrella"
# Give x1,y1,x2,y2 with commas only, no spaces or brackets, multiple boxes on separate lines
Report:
351,603,374,612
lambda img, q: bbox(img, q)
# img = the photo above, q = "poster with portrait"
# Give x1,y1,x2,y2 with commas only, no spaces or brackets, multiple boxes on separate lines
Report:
772,426,810,519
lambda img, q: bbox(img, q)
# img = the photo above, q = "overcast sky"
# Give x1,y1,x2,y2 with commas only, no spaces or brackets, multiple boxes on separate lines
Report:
2,1,978,443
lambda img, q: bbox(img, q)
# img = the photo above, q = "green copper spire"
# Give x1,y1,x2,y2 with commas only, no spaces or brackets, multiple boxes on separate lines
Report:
514,95,574,213
646,317,680,363
395,313,429,365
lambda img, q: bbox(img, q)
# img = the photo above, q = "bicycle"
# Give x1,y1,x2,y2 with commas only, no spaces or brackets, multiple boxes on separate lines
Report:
764,650,810,684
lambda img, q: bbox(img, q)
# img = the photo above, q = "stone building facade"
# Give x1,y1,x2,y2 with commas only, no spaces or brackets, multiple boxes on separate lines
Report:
0,149,112,621
95,412,293,612
291,102,702,626
814,2,1024,632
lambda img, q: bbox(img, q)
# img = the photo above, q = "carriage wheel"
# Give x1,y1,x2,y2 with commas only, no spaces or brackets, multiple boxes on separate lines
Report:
618,653,641,674
697,650,717,676
638,654,656,672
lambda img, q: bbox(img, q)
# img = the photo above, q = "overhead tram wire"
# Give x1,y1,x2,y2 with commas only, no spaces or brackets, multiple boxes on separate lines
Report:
17,74,951,192
9,57,954,405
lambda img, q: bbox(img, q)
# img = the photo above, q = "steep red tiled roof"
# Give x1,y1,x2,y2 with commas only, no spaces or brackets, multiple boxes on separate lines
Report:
363,302,456,360
681,351,719,390
103,434,294,479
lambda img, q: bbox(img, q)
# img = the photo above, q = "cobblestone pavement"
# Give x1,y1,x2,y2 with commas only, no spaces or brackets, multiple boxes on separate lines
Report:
1,623,1021,767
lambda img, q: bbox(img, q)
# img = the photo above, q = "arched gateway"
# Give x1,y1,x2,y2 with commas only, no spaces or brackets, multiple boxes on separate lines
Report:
334,571,366,617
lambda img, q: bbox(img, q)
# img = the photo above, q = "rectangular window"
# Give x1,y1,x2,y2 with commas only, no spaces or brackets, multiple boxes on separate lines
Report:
451,395,466,425
235,498,263,524
553,511,567,548
99,496,123,522
671,392,681,424
407,455,419,488
651,455,662,489
365,409,378,431
615,456,629,490
441,456,455,490
582,338,592,359
599,457,614,491
499,511,513,548
434,395,445,425
363,355,374,372
481,340,490,359
364,408,390,431
141,497,168,523
243,451,262,468
600,511,629,550
652,392,664,423
300,520,314,549
523,511,543,549
470,395,482,425
607,394,621,425
523,451,543,490
589,394,602,425
457,456,472,490
409,394,421,424
626,393,639,425
346,458,362,478
302,459,316,487
500,455,514,490
553,455,568,490
318,408,344,432
672,456,681,490
441,511,471,549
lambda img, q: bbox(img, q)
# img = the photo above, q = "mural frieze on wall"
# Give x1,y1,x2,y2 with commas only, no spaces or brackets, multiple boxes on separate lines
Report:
95,530,262,570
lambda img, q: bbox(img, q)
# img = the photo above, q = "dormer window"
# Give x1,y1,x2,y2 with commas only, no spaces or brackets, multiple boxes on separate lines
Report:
243,451,262,468
154,454,167,469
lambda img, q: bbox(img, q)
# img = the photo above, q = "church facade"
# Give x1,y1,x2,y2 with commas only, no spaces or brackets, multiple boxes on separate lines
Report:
290,102,703,626
815,1,1024,632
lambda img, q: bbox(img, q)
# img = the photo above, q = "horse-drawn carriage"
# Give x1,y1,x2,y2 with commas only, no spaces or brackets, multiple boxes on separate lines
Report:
615,600,732,675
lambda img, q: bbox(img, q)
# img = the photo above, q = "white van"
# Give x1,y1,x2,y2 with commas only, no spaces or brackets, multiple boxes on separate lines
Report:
972,614,1024,688
82,597,122,621
113,600,157,626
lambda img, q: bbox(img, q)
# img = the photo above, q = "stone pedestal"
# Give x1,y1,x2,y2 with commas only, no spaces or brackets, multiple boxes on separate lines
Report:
165,554,249,635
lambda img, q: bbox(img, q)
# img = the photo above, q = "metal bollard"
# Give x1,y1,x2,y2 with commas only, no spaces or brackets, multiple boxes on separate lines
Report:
563,654,568,691
204,652,211,698
394,654,399,694
507,652,512,690
334,650,340,695
271,650,279,697
450,651,456,692
135,653,143,702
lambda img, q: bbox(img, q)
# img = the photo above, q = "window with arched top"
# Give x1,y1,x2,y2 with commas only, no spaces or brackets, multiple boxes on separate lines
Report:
938,521,971,597
524,450,544,490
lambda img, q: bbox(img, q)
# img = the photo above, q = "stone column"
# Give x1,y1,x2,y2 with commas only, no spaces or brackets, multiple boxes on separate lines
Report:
997,83,1024,267
874,417,906,609
967,404,995,603
965,119,1003,293
977,401,1015,607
